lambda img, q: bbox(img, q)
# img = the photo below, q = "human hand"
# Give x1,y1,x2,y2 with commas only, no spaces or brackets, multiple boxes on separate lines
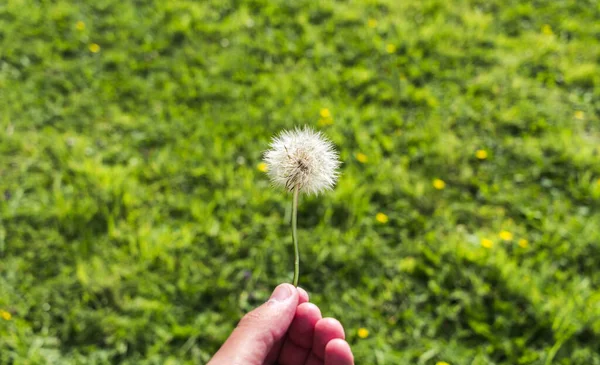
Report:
208,284,354,365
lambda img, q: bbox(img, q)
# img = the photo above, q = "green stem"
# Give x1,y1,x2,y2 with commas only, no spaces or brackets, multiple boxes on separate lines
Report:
291,185,300,287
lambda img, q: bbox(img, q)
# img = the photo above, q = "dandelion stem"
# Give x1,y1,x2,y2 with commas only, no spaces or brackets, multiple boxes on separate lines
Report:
291,185,300,287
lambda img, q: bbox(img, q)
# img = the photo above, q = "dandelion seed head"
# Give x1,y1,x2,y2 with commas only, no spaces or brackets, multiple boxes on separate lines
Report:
263,126,340,195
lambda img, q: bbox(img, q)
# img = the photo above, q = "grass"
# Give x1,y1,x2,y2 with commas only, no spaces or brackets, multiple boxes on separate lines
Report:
1,0,599,363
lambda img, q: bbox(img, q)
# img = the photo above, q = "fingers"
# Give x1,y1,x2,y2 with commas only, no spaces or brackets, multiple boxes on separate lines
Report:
304,318,346,365
312,318,345,359
325,339,354,365
262,286,311,364
277,303,322,365
297,286,309,304
208,284,299,365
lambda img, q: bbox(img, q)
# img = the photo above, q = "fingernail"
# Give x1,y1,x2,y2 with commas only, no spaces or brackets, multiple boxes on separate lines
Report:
269,284,293,303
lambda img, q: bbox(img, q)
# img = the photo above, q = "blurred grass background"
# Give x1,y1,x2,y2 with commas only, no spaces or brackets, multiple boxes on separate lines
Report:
1,0,600,364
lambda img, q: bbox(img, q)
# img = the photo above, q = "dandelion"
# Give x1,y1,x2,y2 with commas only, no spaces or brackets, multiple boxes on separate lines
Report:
433,179,446,190
358,328,369,338
318,108,333,126
257,162,268,172
89,43,101,53
518,239,529,248
367,18,378,28
356,152,368,163
75,21,85,31
386,44,397,54
376,212,389,223
499,230,513,241
0,310,11,321
475,149,488,160
574,111,585,120
481,239,494,248
263,126,340,286
320,108,331,118
436,362,450,365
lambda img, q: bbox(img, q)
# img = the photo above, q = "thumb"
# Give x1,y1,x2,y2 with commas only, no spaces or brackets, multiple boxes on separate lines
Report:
208,284,299,365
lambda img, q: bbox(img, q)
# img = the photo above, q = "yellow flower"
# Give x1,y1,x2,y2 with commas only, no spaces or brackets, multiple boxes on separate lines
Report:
0,310,11,321
475,149,488,160
499,230,513,241
320,108,331,118
433,179,446,190
89,43,101,53
376,212,389,224
481,239,494,249
542,24,553,35
436,362,450,365
356,152,368,163
75,21,85,31
386,44,397,54
518,239,529,248
257,162,268,172
357,328,369,338
367,18,378,28
574,111,585,120
597,178,600,186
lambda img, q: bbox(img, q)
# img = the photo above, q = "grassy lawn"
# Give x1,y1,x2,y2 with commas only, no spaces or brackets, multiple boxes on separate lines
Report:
1,0,599,363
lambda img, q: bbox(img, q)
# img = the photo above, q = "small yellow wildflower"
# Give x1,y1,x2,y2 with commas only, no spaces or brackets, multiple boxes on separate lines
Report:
75,21,85,31
320,108,331,118
0,310,11,321
386,44,397,54
499,230,513,241
433,179,446,190
376,212,389,224
436,362,450,365
518,239,529,248
475,149,488,160
541,24,553,35
357,328,369,338
367,18,378,28
257,162,268,172
574,111,585,120
356,152,368,163
89,43,101,53
481,239,494,249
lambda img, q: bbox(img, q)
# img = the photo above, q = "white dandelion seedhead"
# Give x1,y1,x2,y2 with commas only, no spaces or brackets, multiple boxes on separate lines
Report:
263,126,340,195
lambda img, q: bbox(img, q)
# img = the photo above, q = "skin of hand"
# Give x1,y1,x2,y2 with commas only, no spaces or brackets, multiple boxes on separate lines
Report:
208,284,354,365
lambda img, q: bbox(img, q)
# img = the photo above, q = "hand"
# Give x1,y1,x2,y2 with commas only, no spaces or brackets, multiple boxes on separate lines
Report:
208,284,354,365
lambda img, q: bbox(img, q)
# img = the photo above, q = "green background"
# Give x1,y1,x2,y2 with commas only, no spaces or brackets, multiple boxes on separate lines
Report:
1,0,599,363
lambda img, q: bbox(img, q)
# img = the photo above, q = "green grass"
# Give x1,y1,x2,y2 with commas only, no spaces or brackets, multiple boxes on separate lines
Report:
1,0,600,363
